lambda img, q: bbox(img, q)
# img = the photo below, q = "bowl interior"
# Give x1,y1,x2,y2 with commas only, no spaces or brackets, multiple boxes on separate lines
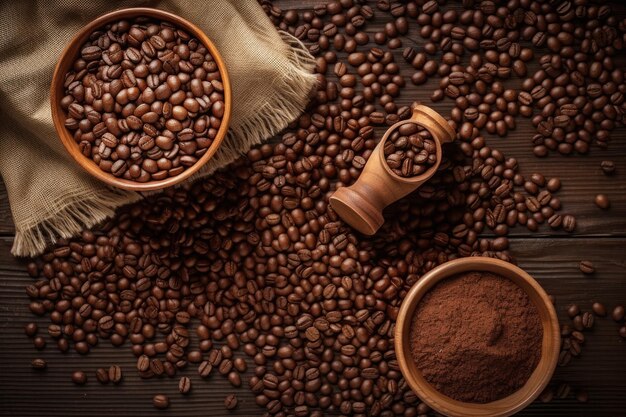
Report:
50,7,231,191
395,257,560,417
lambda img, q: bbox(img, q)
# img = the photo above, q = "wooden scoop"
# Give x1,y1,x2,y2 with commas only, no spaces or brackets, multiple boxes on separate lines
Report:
330,103,455,235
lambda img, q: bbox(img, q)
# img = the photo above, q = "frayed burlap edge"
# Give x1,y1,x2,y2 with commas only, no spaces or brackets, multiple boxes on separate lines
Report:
190,31,317,180
11,31,316,257
11,187,142,257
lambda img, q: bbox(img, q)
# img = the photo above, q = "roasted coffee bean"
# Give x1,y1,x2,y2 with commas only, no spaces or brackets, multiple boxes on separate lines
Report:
24,322,38,337
31,358,47,370
582,312,595,329
579,261,595,274
567,304,580,318
108,365,123,384
179,376,191,394
71,370,87,385
600,161,615,175
153,394,169,410
95,367,109,384
198,361,213,378
592,302,607,317
612,306,625,322
224,393,238,410
562,215,576,232
594,194,610,210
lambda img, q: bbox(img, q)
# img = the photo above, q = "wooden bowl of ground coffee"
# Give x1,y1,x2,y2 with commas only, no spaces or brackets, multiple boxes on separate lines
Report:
50,7,231,191
395,257,560,417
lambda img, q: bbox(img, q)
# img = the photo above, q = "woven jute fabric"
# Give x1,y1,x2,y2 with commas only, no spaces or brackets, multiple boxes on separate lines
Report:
0,0,316,257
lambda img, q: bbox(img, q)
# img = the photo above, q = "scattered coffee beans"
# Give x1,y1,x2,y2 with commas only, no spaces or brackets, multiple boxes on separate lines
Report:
25,0,626,414
60,18,225,182
384,122,437,177
410,271,542,403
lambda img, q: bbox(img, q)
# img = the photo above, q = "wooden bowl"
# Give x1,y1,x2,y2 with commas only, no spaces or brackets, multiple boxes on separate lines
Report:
395,257,560,417
50,7,231,191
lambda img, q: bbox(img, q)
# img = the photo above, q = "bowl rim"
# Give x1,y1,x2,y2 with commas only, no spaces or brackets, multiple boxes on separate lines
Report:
50,7,232,191
395,257,561,417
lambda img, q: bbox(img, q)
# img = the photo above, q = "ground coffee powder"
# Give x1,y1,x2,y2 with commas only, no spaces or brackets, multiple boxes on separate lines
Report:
410,271,543,403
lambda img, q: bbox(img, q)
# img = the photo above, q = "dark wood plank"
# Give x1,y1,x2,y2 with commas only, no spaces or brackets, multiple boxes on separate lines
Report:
1,235,625,416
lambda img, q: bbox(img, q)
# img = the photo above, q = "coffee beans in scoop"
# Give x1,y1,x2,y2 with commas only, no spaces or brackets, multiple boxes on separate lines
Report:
60,18,225,182
384,123,437,177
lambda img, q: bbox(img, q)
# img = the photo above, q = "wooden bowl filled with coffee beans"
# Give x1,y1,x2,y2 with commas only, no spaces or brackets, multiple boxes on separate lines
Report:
51,7,231,191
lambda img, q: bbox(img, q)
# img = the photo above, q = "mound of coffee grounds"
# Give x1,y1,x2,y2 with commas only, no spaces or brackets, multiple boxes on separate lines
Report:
410,271,543,403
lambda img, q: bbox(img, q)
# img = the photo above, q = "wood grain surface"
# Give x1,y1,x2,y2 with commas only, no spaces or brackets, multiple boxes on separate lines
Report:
1,1,626,416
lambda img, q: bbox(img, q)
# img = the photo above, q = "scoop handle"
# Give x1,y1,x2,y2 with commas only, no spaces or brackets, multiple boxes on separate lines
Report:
330,104,455,235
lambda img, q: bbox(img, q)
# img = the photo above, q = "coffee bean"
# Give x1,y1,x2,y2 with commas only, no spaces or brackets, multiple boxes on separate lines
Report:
567,304,580,318
592,302,607,317
153,394,169,410
582,312,595,329
24,322,38,337
600,161,615,175
31,358,47,370
137,355,150,372
72,370,87,385
224,393,238,410
594,194,610,209
108,365,123,384
612,306,625,322
96,367,109,384
179,376,191,394
579,261,594,274
562,215,576,232
198,361,213,378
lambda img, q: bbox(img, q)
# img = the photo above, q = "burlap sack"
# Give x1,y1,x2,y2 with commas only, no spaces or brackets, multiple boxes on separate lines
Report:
0,0,316,257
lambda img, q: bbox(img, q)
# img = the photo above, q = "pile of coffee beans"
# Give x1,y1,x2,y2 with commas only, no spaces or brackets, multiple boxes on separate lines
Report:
384,123,437,177
61,18,225,181
24,0,625,414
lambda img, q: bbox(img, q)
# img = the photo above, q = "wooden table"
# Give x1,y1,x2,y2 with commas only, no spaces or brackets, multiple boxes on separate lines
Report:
1,1,625,416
